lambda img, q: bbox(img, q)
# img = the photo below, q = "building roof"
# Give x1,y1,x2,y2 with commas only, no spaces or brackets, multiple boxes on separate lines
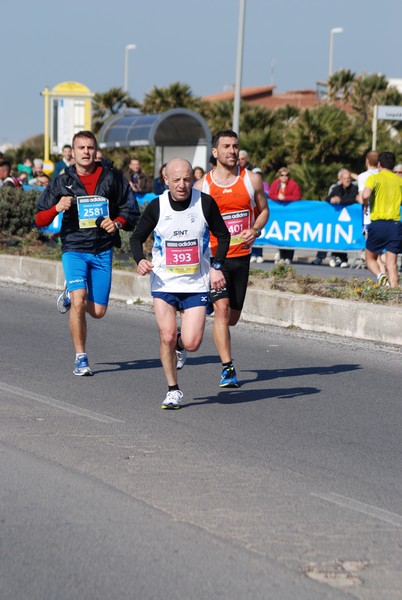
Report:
204,85,275,104
203,85,322,110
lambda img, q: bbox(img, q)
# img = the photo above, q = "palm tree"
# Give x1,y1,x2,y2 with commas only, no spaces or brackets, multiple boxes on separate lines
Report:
350,72,389,124
273,104,301,124
141,82,206,114
285,104,365,166
327,69,356,103
203,100,234,134
290,161,342,200
239,117,287,175
92,87,139,133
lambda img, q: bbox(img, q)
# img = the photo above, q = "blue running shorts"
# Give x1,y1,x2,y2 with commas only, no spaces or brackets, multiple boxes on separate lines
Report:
152,291,209,310
62,249,113,306
366,220,402,254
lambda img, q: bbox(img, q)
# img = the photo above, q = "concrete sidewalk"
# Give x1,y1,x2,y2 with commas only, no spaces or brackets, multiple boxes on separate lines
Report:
1,255,401,346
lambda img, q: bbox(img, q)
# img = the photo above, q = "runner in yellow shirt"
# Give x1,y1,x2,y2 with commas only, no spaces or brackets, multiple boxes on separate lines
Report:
362,151,402,287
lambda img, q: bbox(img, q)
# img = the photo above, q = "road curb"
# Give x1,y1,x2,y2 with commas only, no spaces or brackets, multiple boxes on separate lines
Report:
1,255,401,346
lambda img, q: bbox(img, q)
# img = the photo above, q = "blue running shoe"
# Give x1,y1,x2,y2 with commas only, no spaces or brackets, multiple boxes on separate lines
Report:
57,282,71,314
220,366,239,388
73,354,93,377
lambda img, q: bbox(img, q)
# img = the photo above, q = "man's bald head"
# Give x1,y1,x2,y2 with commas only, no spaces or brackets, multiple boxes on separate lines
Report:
165,158,193,178
164,158,193,202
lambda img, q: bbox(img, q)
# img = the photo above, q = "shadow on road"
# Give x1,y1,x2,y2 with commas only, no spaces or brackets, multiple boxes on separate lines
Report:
94,358,161,373
186,386,321,407
183,363,362,408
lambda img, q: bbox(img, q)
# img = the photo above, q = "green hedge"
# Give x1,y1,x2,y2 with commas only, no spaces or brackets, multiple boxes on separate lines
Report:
0,187,41,239
0,187,147,256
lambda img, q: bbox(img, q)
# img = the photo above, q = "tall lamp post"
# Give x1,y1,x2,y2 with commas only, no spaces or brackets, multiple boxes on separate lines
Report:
124,43,136,93
328,27,343,78
232,0,246,135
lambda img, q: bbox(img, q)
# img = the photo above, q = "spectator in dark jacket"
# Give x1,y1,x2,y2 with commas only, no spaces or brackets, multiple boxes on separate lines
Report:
326,169,358,267
327,169,358,206
125,157,152,193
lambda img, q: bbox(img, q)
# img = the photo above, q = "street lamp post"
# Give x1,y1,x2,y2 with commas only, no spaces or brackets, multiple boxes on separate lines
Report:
232,0,246,135
124,43,136,93
328,27,343,77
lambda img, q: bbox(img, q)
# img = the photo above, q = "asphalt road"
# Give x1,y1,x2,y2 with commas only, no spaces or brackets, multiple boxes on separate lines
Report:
1,282,402,600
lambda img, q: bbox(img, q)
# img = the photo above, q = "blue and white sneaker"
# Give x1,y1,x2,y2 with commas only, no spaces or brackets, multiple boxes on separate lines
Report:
220,365,239,388
57,283,71,314
73,354,93,377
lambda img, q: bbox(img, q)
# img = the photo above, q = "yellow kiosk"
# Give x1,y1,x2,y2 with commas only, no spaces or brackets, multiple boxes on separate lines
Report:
41,81,94,174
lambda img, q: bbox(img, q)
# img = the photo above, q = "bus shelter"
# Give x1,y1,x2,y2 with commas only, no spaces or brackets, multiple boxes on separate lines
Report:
97,108,211,174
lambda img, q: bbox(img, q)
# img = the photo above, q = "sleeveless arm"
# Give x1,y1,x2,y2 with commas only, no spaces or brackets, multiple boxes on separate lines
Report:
201,193,230,263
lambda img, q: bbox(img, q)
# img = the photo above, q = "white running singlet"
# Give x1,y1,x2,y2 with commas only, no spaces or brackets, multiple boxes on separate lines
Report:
150,189,211,293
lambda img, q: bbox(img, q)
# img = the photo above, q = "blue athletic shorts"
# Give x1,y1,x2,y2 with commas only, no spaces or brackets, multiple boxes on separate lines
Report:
366,220,402,254
152,291,209,311
62,249,113,306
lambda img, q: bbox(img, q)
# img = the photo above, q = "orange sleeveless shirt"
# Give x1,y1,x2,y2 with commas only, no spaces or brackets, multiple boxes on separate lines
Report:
202,167,255,258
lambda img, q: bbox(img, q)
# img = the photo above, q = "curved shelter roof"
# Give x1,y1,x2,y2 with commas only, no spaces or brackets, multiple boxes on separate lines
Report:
98,108,211,149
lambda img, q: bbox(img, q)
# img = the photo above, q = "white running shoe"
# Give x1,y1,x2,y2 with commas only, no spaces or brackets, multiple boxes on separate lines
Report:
250,255,257,263
256,256,264,264
176,348,187,370
161,389,183,410
57,282,71,314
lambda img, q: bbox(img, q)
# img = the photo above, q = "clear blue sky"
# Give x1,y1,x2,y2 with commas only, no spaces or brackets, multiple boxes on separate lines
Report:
1,0,401,147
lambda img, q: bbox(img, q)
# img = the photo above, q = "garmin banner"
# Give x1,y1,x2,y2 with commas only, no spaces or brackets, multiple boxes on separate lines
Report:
258,200,366,251
40,194,400,252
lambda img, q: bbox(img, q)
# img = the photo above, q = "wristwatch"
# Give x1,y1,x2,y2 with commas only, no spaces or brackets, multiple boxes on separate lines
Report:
212,262,222,270
253,227,262,238
114,221,123,230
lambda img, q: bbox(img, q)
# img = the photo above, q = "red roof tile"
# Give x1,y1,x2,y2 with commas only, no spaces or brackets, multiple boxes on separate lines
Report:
203,86,322,110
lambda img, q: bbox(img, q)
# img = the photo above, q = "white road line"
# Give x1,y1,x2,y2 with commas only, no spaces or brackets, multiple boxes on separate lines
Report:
312,492,402,528
0,382,124,424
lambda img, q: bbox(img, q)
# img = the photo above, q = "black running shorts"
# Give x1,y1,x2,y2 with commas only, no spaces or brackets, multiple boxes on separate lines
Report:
209,255,250,311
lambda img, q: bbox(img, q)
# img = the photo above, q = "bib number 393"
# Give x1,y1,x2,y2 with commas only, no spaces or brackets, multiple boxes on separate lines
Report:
165,239,200,274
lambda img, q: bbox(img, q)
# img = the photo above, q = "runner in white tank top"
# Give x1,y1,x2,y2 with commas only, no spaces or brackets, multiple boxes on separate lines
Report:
131,158,230,409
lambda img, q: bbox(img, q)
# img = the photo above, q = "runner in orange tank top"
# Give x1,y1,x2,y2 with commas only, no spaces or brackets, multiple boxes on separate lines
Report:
204,166,256,259
195,130,269,388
